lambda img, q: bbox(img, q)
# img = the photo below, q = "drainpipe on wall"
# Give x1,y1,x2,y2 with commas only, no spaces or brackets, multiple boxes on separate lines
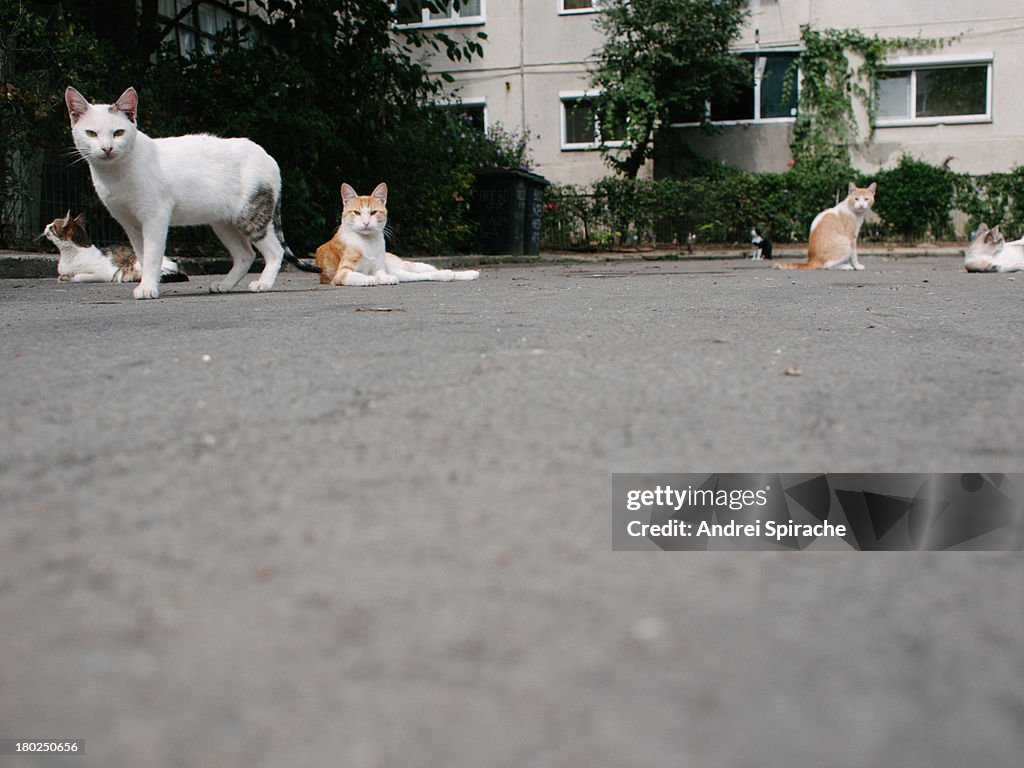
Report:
519,0,527,132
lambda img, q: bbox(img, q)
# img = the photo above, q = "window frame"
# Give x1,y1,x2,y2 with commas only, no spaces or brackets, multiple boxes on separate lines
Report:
559,90,625,151
668,50,801,128
558,0,601,15
157,0,256,57
395,0,486,29
436,96,488,132
874,53,993,128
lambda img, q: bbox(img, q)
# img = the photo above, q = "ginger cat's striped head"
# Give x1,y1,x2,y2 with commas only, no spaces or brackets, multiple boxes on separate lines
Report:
340,183,387,238
845,182,877,214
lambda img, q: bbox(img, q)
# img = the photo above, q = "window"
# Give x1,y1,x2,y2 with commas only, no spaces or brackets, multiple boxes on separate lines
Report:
438,98,487,132
876,55,992,126
671,52,798,125
560,93,625,150
560,0,600,13
157,0,256,56
397,0,484,27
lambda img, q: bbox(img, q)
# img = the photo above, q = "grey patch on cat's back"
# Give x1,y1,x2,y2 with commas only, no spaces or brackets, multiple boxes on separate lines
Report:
237,185,277,242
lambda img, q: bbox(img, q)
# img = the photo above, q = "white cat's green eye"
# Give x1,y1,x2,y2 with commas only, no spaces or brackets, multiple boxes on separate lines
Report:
113,129,125,137
85,130,98,137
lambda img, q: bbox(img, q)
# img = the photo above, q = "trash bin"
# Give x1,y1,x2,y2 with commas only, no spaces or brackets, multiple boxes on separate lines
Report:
471,168,550,256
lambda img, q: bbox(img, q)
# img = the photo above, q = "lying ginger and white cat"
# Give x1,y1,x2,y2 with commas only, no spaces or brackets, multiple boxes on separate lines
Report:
963,224,1024,272
775,182,876,270
315,183,479,286
43,212,187,283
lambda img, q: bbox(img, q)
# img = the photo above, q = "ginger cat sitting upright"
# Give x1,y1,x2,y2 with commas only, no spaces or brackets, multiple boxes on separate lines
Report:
315,182,479,286
775,182,876,270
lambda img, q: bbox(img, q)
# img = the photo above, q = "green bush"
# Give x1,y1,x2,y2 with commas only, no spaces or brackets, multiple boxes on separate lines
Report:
543,157,861,249
872,155,957,240
542,152,1024,250
954,167,1024,237
1,1,501,254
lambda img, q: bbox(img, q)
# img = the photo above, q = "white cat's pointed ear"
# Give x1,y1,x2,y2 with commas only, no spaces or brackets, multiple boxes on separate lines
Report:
867,182,877,194
73,213,87,226
340,183,358,204
848,182,856,195
112,87,138,124
65,87,90,125
371,183,388,205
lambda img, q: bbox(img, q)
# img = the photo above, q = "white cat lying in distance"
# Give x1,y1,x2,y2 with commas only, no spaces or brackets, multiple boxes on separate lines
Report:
964,223,1024,273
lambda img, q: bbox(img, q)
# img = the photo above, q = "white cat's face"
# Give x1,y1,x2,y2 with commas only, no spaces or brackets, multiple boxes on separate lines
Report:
65,87,138,165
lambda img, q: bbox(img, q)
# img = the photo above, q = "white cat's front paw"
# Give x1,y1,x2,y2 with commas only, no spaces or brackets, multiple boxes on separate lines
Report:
377,274,399,286
134,283,160,300
854,263,865,271
435,270,456,282
248,279,273,293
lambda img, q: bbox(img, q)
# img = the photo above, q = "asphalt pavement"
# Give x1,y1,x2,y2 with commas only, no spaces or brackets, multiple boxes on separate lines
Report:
1,256,1022,767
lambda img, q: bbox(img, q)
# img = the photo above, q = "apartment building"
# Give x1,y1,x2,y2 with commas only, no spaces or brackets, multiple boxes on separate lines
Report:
400,1,613,184
406,1,1024,182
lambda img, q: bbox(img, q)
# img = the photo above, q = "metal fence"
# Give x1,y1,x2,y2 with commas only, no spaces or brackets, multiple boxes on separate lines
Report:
540,190,972,252
541,189,750,252
21,154,218,254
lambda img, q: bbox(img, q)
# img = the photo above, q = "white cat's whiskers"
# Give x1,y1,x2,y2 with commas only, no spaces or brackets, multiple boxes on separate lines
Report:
61,147,99,167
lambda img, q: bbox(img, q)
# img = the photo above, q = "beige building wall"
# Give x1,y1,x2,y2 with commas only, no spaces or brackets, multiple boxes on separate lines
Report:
669,0,1024,176
413,1,1024,182
413,1,610,185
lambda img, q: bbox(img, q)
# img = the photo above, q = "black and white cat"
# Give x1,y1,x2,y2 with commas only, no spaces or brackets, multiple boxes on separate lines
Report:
750,227,773,260
65,86,317,300
43,212,186,283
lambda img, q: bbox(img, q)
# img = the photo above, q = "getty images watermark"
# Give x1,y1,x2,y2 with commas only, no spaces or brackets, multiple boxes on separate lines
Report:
611,474,1024,551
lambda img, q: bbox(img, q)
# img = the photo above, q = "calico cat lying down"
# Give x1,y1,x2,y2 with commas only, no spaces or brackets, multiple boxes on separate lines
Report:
43,212,187,283
963,224,1024,273
315,183,479,286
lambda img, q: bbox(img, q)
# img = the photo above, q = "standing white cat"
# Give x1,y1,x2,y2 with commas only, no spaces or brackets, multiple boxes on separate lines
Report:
64,86,317,300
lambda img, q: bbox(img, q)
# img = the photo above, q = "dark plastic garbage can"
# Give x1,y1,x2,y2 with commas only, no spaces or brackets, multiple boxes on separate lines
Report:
471,169,550,256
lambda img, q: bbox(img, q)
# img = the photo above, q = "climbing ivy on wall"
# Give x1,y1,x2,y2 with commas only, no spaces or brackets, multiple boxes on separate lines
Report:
791,25,943,170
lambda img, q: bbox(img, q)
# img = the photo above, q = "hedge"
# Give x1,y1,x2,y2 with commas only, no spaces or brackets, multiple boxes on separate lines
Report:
543,155,1024,249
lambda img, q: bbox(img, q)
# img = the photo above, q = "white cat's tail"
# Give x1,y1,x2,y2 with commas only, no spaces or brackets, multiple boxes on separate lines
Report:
274,200,320,273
